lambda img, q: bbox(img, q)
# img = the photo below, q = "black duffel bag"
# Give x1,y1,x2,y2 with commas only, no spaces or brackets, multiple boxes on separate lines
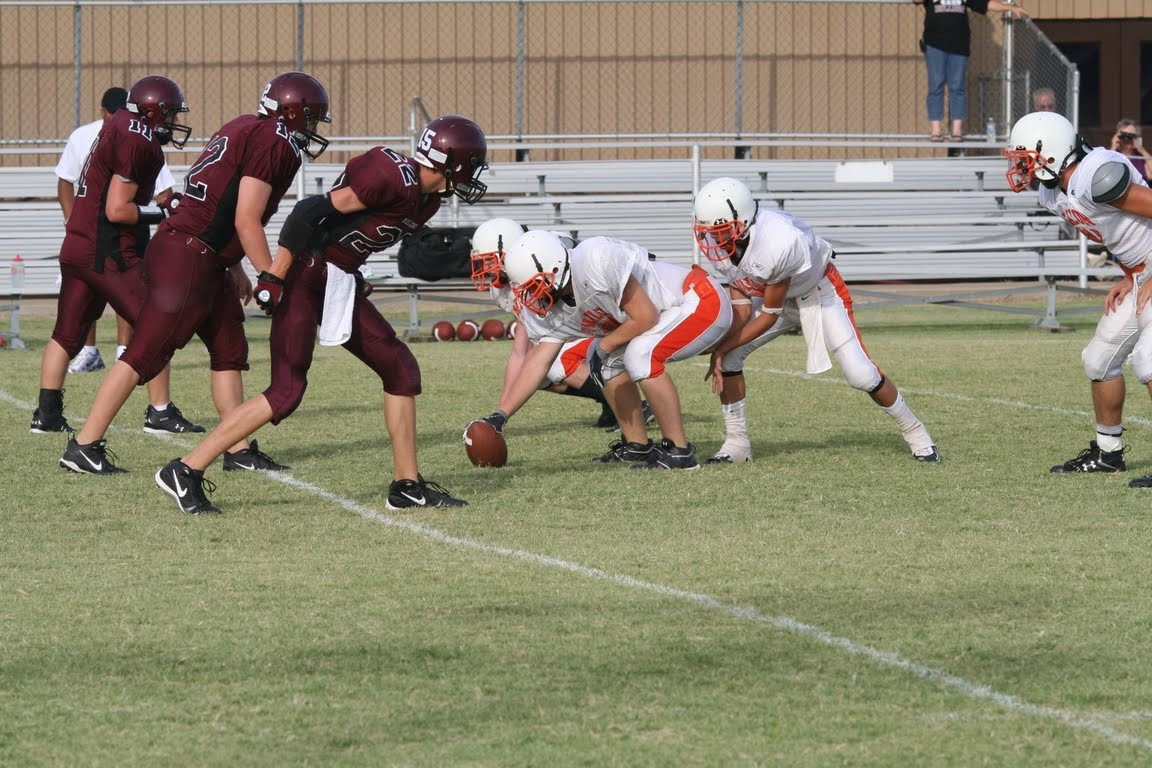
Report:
397,226,475,281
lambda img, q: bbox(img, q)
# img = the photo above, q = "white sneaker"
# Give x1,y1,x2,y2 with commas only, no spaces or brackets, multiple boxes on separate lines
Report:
68,348,106,373
706,437,753,464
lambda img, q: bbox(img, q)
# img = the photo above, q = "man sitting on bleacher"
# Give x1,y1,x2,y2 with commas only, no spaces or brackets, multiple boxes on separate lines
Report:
1006,112,1152,485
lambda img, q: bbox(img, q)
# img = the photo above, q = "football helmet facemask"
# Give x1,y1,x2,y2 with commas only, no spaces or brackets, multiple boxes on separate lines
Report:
258,71,332,159
470,217,526,291
1005,111,1082,191
413,115,489,204
126,75,191,149
693,177,758,262
504,230,571,317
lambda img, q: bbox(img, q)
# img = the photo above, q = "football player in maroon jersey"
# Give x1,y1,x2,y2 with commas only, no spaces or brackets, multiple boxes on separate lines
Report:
63,72,331,477
154,115,488,514
38,76,207,460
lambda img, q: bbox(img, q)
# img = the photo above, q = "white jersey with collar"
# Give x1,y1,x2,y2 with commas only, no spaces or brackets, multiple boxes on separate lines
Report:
713,209,832,300
569,236,682,327
1038,147,1152,274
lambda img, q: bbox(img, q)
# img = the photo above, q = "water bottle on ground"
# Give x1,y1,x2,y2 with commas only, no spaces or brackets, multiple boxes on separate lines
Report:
986,119,997,143
10,255,25,295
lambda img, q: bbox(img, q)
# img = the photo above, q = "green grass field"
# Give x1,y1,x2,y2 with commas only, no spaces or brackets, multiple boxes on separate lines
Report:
3,297,1152,766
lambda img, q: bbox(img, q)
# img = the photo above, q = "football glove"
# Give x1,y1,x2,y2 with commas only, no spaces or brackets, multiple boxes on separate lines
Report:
464,411,508,440
158,191,183,218
586,339,607,390
254,272,285,315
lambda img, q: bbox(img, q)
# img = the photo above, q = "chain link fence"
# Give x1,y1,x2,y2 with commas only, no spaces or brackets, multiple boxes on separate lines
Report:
0,0,1075,163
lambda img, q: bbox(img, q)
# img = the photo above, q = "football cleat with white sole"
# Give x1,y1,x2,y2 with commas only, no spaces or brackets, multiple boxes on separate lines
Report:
155,459,221,515
1050,441,1126,473
706,438,753,464
634,438,701,470
222,439,289,472
386,476,467,509
593,439,654,464
68,347,105,374
59,438,127,475
143,403,206,434
914,445,942,463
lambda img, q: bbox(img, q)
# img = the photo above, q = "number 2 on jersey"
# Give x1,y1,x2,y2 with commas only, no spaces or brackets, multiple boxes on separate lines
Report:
183,136,229,201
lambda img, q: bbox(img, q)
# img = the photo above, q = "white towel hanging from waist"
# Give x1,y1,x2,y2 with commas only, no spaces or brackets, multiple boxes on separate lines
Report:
318,263,357,347
796,290,832,374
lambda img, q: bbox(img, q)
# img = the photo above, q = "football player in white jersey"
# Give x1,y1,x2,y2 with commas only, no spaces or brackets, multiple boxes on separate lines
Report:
1006,111,1152,484
470,218,625,430
692,177,940,464
468,230,732,469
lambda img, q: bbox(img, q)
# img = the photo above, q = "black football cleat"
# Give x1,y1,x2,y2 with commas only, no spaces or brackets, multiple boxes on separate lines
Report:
633,438,701,470
914,445,942,463
386,476,467,509
593,439,654,464
155,459,221,515
222,439,289,472
59,438,127,475
1050,441,1126,474
143,402,206,434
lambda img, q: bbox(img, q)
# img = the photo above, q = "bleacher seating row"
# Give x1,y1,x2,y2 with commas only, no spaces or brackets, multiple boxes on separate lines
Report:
0,156,1093,331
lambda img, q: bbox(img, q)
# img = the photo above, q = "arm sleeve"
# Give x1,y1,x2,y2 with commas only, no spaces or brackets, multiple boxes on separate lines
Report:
1091,160,1133,204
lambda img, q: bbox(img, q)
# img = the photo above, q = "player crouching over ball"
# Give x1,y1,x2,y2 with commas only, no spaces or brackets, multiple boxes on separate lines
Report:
465,230,732,470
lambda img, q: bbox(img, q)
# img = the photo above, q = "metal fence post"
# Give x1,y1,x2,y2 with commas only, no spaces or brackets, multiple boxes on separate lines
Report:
515,0,526,158
296,0,305,71
691,144,700,266
1003,14,1014,133
734,0,744,147
73,1,82,128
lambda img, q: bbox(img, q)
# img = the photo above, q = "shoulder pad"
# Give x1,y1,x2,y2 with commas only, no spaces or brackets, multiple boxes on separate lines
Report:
1091,160,1132,204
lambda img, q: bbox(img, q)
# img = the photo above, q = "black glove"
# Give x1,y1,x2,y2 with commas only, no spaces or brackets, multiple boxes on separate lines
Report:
468,410,507,435
254,272,285,315
159,191,183,218
586,340,607,390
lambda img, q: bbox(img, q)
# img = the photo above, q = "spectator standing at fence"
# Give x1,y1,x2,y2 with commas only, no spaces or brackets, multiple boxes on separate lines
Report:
55,86,178,373
915,0,1028,142
152,114,489,514
1032,87,1057,113
692,177,940,464
1004,111,1152,485
35,76,204,442
1111,119,1152,182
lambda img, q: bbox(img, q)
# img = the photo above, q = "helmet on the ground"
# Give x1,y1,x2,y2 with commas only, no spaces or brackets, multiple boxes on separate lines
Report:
693,177,758,261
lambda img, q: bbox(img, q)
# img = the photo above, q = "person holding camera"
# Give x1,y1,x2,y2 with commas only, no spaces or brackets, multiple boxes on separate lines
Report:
1111,119,1152,182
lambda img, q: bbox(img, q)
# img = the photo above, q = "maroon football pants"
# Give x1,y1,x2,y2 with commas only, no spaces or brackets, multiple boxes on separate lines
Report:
263,254,421,425
50,262,149,358
118,230,249,384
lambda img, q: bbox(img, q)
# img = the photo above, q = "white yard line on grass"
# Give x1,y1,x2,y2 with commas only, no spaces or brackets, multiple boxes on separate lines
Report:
4,387,1151,753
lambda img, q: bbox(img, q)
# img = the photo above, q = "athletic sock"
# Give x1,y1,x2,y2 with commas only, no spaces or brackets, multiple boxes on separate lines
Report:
882,392,935,453
80,345,97,356
721,399,748,441
115,345,127,360
1096,424,1123,453
150,402,171,413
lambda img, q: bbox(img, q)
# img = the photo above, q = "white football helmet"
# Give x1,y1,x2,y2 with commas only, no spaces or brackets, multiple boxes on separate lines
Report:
503,229,571,317
469,217,526,291
693,177,758,261
1005,111,1080,191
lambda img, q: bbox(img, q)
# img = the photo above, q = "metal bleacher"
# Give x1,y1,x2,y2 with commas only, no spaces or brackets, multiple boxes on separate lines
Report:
0,154,1102,335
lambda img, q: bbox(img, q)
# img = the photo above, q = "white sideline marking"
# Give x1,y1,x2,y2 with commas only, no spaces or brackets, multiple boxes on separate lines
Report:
6,386,1152,752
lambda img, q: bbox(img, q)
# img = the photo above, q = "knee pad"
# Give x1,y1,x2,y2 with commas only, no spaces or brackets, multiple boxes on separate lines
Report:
1083,337,1128,381
844,364,883,392
265,379,309,425
376,337,422,396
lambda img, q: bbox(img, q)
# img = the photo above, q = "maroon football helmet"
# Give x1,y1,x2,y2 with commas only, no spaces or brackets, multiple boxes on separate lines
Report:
126,75,191,149
258,71,332,159
413,115,489,204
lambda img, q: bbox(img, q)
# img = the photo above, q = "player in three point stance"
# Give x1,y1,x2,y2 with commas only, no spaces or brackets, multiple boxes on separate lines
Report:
1005,111,1152,484
64,71,329,478
36,75,205,452
468,230,732,470
155,115,490,514
692,177,939,464
469,218,652,431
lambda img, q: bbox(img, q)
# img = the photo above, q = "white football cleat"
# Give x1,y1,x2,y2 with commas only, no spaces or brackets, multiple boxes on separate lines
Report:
706,437,752,464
